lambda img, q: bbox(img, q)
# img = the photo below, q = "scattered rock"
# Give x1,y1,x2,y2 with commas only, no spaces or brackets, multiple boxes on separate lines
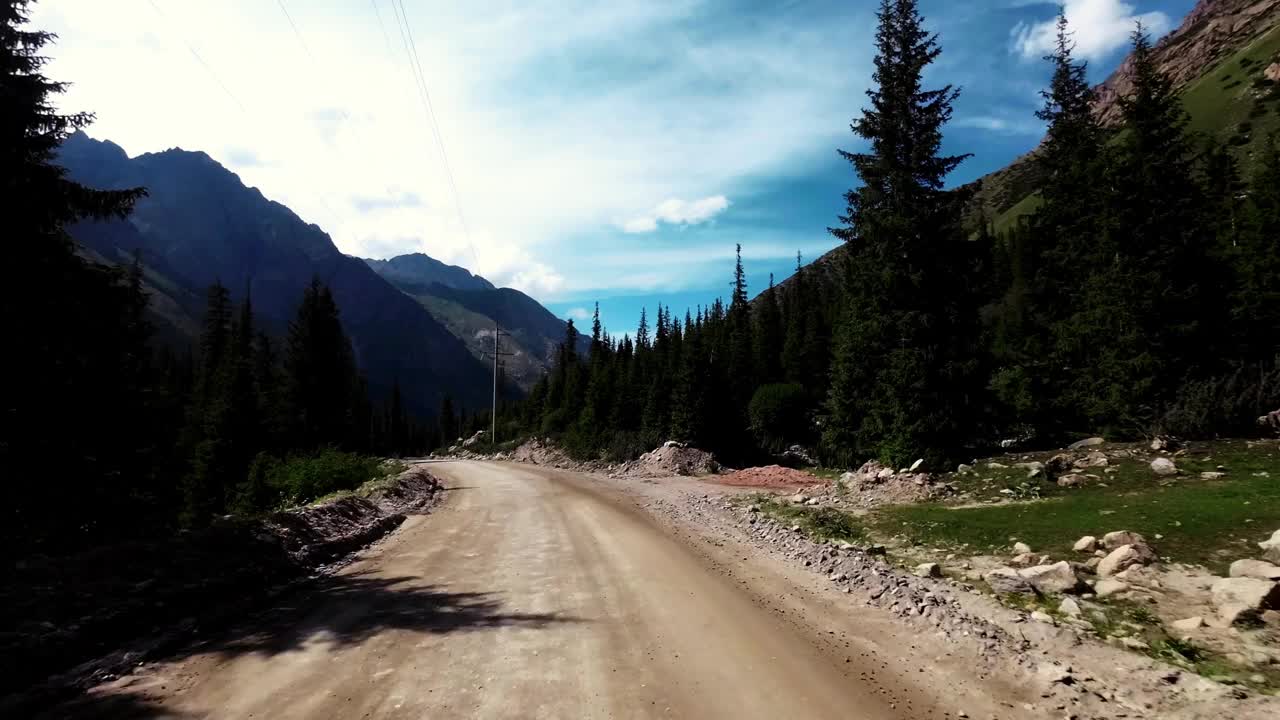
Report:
1072,536,1098,553
1058,597,1082,618
956,463,973,474
1013,541,1032,555
1010,552,1037,568
1015,461,1044,478
1171,616,1204,632
1120,636,1149,651
1230,559,1280,581
1101,530,1148,550
1098,544,1157,577
914,562,942,578
1057,473,1091,488
1073,452,1108,469
909,458,924,472
1150,457,1178,476
1044,454,1073,476
1200,471,1227,480
984,568,1037,596
1068,437,1105,450
1212,577,1280,626
1259,529,1280,563
1095,579,1129,598
1030,610,1055,625
1019,562,1086,595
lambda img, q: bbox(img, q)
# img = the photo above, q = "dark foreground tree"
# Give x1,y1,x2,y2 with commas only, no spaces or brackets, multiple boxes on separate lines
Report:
824,0,979,466
2,0,156,551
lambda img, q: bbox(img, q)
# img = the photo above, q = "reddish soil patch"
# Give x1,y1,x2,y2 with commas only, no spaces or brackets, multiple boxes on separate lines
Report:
709,465,820,488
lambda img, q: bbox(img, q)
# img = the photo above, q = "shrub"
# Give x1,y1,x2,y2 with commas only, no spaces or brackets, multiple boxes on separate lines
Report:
604,430,655,463
748,383,809,452
1159,360,1280,437
249,449,388,508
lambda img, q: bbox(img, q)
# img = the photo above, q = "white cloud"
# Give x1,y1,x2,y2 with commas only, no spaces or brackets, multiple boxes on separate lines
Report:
1011,0,1171,61
566,307,592,320
622,195,730,234
29,0,873,301
953,115,1044,136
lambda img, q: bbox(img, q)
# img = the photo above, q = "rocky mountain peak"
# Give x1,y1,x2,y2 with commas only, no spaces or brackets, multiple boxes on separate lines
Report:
1094,0,1280,125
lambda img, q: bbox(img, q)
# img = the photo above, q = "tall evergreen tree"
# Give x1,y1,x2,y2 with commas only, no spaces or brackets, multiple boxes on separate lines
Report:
1090,24,1216,428
3,12,152,540
824,0,976,465
439,394,459,448
754,274,784,385
283,278,359,449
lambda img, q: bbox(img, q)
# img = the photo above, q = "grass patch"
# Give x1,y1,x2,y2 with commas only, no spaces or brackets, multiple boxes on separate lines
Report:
747,495,866,544
236,450,405,513
867,440,1280,572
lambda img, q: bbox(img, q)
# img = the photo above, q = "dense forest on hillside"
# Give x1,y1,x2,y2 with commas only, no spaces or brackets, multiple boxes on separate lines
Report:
501,5,1280,468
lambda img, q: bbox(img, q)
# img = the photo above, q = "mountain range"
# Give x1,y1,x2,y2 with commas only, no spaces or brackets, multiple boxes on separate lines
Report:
57,132,578,416
360,253,590,390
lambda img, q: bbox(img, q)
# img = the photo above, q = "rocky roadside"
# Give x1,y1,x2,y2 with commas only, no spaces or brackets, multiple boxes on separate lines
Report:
624,482,1280,720
1,466,445,715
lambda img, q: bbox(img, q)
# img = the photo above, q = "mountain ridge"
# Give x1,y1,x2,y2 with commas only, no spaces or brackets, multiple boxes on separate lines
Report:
57,131,494,417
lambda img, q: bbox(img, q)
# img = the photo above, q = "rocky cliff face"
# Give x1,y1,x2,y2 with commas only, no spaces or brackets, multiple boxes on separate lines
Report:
1094,0,1280,125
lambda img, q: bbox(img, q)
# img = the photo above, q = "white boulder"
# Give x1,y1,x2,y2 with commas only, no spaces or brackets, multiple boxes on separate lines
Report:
914,562,942,578
1150,457,1178,476
1098,544,1157,577
1230,559,1280,581
984,568,1037,596
1018,562,1086,595
1095,579,1129,598
1211,577,1280,626
1073,536,1098,553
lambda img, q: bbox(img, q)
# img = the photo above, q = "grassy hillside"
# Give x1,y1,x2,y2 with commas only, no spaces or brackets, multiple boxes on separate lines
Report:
1181,23,1280,165
990,23,1280,231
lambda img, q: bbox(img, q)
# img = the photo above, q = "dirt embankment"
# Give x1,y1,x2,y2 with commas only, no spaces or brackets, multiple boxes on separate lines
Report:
713,464,819,488
0,466,443,705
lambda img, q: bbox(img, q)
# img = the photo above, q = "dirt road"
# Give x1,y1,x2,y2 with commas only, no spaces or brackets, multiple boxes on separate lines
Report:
67,462,1006,719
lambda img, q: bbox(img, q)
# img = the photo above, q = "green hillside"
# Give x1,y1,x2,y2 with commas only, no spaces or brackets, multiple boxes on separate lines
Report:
1181,23,1280,163
992,24,1280,231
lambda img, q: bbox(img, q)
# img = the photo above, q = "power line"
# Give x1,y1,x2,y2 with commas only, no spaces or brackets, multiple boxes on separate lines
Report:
388,0,480,271
275,0,316,65
146,0,245,113
143,0,346,235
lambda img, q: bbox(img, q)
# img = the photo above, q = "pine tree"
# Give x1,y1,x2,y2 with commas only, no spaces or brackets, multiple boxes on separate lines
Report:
439,394,459,448
999,11,1108,431
283,278,359,449
1235,135,1280,364
782,252,808,385
824,0,976,466
754,274,784,384
727,244,755,407
1093,24,1217,428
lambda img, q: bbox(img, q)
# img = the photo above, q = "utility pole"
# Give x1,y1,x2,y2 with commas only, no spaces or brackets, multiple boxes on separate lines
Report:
483,321,514,447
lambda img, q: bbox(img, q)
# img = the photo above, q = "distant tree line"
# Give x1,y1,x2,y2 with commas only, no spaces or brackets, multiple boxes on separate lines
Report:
505,3,1279,468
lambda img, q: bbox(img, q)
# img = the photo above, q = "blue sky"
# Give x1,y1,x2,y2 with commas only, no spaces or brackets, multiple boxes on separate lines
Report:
36,0,1195,338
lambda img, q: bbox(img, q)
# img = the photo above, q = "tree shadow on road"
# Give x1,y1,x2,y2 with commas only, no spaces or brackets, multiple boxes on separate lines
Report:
205,571,579,657
25,572,579,719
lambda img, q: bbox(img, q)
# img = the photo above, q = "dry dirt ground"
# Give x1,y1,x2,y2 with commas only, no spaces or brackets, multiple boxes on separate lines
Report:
51,460,1036,720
